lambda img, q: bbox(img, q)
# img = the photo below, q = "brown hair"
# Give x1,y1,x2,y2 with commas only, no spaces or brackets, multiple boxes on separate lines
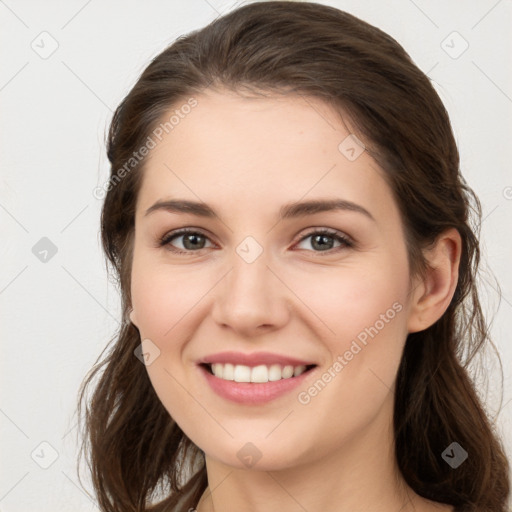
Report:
76,2,510,511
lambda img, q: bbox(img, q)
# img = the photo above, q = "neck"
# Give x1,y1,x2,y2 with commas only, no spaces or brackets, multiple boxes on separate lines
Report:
195,394,442,512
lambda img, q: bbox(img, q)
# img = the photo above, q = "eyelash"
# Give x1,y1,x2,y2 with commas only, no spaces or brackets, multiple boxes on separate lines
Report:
157,227,353,256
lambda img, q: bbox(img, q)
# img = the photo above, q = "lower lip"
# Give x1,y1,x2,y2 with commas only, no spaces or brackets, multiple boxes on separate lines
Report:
198,364,316,404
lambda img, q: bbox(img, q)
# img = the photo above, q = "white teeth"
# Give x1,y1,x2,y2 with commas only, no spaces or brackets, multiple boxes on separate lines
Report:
268,364,283,382
234,364,251,382
209,363,308,382
251,365,269,383
222,363,234,380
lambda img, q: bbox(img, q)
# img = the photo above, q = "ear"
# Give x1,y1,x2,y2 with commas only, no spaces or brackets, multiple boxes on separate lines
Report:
407,228,462,333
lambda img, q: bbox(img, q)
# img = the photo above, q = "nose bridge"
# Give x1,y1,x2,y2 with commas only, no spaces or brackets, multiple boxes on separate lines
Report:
226,236,273,309
211,234,289,332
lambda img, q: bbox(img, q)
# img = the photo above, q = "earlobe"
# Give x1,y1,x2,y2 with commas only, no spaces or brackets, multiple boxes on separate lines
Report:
407,228,462,333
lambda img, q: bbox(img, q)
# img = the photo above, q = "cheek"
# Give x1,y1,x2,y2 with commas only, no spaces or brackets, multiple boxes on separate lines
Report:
288,256,410,342
131,241,411,350
131,237,192,329
131,262,203,338
130,254,208,423
286,252,411,396
289,264,409,441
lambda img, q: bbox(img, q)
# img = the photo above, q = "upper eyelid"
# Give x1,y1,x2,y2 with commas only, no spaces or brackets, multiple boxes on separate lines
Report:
162,227,215,244
161,227,352,248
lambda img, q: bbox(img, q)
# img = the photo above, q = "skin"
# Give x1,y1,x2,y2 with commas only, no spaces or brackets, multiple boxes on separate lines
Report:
129,89,461,512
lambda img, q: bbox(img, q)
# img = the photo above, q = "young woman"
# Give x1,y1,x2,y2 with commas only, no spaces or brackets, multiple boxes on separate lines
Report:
77,2,510,511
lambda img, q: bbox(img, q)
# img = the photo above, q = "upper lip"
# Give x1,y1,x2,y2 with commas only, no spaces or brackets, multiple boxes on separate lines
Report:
198,351,317,368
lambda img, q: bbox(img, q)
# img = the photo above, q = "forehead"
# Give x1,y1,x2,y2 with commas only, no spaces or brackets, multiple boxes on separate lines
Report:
149,89,353,162
136,89,396,224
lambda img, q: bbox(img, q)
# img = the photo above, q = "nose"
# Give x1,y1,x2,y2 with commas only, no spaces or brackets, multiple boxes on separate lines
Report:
210,245,291,337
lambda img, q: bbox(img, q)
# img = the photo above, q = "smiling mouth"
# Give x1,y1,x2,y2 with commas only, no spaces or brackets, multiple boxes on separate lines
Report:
200,362,317,383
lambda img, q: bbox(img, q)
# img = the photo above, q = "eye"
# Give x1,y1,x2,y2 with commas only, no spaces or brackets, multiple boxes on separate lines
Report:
158,228,214,254
293,228,353,254
158,227,353,255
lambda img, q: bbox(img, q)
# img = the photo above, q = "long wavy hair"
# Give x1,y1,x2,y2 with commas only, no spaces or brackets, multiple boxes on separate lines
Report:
76,2,510,511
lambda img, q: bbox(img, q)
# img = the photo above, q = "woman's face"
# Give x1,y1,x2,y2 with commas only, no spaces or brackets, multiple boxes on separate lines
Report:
130,89,418,470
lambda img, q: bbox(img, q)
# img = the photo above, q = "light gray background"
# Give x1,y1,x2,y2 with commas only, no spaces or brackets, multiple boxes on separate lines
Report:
1,0,511,510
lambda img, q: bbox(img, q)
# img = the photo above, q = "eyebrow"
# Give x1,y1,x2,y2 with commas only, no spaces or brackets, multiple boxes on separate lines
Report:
144,198,375,222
